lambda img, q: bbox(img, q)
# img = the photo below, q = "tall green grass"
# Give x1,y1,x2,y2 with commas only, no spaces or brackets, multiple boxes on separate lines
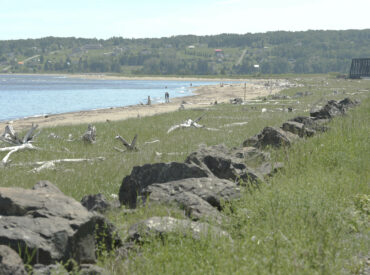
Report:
103,97,369,275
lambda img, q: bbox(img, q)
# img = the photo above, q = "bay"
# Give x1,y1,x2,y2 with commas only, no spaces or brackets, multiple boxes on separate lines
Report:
0,74,225,121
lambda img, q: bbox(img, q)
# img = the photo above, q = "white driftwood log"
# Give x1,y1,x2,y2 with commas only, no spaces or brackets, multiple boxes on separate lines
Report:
167,119,204,134
30,157,105,173
144,139,160,145
115,134,138,151
222,122,248,128
0,124,39,145
0,143,37,166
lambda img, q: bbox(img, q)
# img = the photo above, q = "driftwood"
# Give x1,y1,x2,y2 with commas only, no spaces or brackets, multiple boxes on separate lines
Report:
82,124,96,143
144,139,160,145
0,124,39,145
167,119,204,134
222,122,248,128
115,134,138,152
30,157,105,173
167,113,218,133
0,143,37,166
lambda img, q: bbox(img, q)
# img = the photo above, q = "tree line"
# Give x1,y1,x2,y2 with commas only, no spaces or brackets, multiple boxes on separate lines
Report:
0,29,369,75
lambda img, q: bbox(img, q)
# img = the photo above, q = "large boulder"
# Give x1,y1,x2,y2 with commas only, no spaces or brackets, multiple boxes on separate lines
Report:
126,216,231,243
141,177,241,221
81,193,118,213
0,182,121,265
338,97,359,109
0,245,27,275
243,127,299,149
310,100,345,119
185,144,262,183
281,121,315,137
119,162,208,208
289,116,328,132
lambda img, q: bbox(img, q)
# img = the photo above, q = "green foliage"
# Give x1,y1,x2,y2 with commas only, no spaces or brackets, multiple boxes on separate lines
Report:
1,30,369,75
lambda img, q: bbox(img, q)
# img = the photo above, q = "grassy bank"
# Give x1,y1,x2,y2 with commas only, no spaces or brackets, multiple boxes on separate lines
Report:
0,76,369,274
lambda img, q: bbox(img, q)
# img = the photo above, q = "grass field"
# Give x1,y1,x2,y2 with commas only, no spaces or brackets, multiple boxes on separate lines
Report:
0,76,369,274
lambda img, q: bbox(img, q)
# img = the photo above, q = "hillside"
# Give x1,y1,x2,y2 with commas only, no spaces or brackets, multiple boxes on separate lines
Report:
1,29,370,75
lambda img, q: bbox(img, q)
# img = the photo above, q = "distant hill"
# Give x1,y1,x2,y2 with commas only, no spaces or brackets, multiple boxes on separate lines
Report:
1,29,369,75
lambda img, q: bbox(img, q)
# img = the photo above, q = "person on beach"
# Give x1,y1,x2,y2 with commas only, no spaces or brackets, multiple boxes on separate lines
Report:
165,92,170,103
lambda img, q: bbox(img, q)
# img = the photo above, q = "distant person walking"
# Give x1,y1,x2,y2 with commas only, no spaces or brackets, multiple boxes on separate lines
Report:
165,91,170,103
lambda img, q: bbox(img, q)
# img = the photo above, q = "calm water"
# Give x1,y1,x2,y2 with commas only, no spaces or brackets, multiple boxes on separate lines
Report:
0,74,224,121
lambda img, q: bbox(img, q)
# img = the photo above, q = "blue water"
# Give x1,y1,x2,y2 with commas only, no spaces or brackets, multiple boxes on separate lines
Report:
0,74,226,121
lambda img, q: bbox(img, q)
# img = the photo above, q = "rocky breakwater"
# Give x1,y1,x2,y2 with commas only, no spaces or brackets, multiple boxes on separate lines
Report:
119,143,283,223
243,98,358,149
0,181,121,270
118,97,358,227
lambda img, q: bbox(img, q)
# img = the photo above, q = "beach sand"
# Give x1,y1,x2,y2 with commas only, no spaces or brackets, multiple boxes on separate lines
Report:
0,76,292,131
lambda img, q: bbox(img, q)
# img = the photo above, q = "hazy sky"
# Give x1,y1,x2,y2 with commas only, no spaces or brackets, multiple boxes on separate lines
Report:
1,0,369,40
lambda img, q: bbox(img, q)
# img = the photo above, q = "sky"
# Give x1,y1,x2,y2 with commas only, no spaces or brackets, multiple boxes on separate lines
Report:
0,0,369,40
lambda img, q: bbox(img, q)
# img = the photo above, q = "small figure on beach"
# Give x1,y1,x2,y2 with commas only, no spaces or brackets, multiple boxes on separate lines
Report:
165,92,170,103
147,96,151,105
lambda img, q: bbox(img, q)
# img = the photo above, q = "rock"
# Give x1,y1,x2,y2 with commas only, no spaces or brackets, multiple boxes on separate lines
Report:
185,144,262,183
230,98,243,104
0,245,27,275
289,116,328,132
0,182,121,265
281,121,315,137
338,97,359,109
119,162,208,208
32,180,64,194
142,177,241,221
126,216,231,243
310,100,345,119
242,135,259,147
81,193,117,213
234,146,271,163
243,127,299,149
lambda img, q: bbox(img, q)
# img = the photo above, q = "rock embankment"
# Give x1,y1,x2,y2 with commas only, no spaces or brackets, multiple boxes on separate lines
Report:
0,181,121,273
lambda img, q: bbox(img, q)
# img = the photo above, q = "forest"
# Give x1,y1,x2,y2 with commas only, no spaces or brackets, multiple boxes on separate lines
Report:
0,29,369,75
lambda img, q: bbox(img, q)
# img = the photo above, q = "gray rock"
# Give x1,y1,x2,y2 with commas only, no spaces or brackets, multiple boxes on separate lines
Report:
0,183,121,265
81,193,116,213
126,216,231,243
289,116,328,132
142,177,241,221
243,127,299,149
185,144,262,183
0,245,27,275
32,180,64,194
242,135,259,147
119,162,208,208
230,98,243,104
310,100,345,119
234,146,271,163
281,121,316,137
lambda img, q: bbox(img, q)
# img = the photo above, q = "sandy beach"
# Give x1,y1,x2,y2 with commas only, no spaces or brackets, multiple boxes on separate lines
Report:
0,76,292,131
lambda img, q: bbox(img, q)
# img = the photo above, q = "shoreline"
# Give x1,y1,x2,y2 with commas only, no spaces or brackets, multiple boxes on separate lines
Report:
1,72,250,82
0,78,293,131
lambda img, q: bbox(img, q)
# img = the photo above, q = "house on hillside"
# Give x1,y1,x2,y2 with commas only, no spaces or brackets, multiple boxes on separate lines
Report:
214,49,224,58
